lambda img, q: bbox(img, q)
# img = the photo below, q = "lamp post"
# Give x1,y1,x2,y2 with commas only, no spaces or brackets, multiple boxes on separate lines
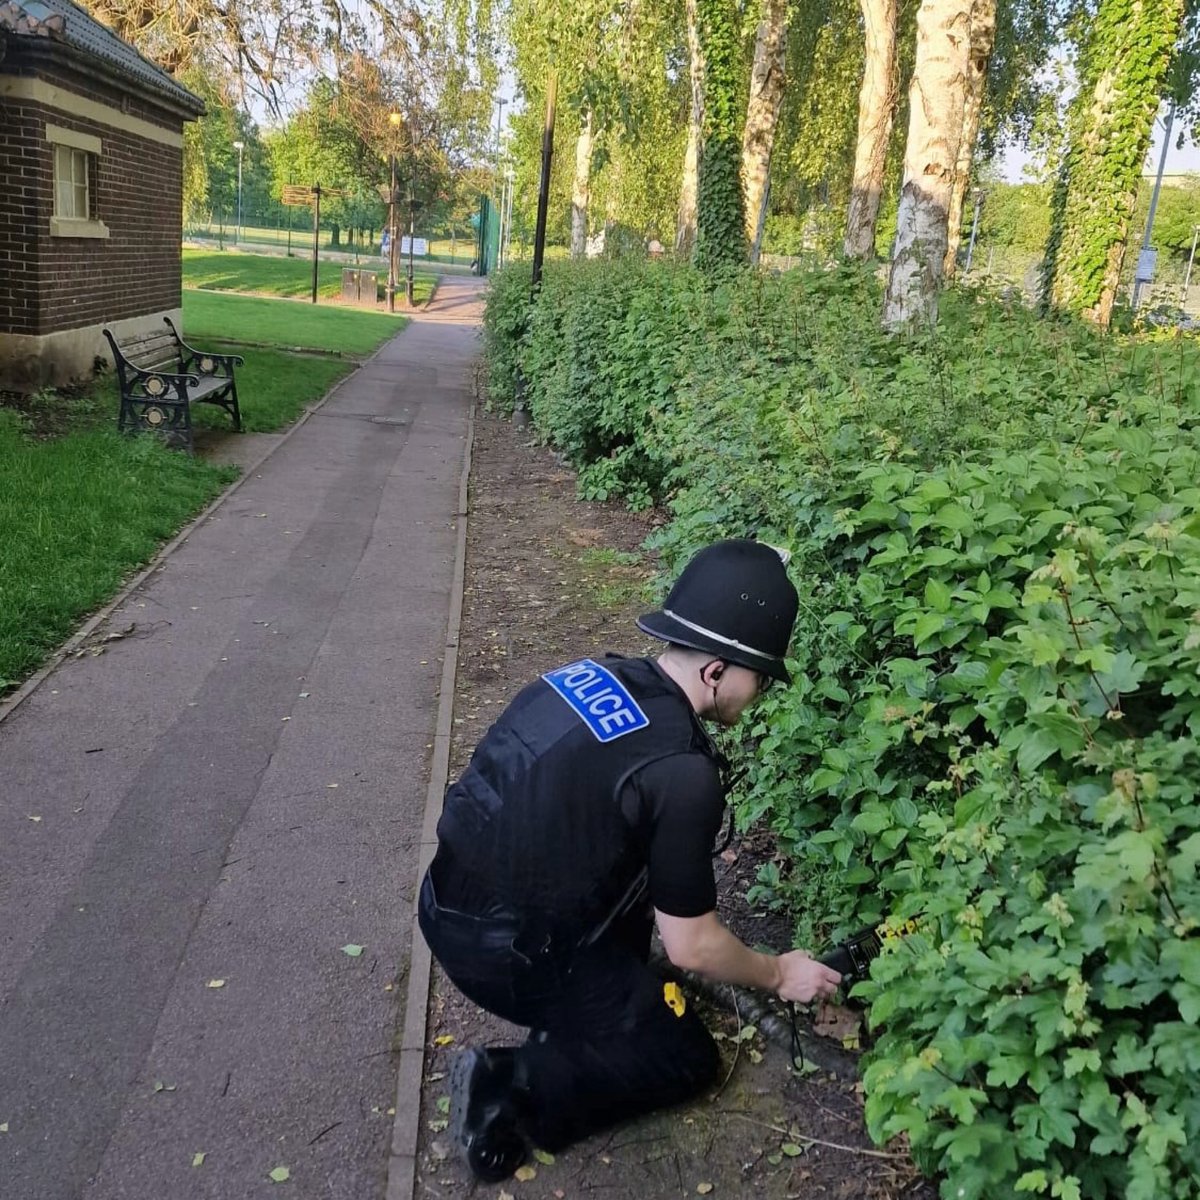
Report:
386,111,402,313
1133,102,1175,311
233,140,244,245
964,187,985,275
1183,224,1200,308
405,178,420,306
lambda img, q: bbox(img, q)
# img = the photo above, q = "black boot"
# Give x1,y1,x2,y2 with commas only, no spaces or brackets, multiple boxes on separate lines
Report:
449,1047,529,1183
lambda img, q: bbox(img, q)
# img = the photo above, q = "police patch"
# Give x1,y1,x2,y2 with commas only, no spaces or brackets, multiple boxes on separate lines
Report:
541,658,651,743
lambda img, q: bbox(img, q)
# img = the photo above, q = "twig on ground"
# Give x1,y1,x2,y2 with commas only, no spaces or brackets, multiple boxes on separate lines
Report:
710,985,742,1101
729,1113,906,1160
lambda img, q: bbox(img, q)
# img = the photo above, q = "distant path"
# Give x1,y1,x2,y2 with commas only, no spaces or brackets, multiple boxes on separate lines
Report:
0,275,485,1200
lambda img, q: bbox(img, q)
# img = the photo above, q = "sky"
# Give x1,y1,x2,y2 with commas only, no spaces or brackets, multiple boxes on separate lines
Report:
998,104,1200,184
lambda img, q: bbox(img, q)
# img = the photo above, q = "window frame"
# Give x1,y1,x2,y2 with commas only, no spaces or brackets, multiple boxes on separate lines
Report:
45,123,109,240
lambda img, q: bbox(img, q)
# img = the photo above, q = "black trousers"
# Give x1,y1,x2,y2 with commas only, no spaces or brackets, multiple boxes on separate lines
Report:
418,869,720,1151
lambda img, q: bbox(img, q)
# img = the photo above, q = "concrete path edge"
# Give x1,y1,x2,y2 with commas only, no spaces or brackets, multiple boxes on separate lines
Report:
385,401,474,1200
0,338,392,729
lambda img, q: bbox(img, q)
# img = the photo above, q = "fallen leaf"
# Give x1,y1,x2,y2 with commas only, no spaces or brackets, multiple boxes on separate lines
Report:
554,1192,565,1199
152,1081,177,1093
341,944,364,957
427,1118,448,1132
533,1148,555,1164
429,1140,449,1161
268,1165,290,1182
766,1153,782,1166
192,1152,206,1168
299,693,310,699
0,1123,8,1133
27,815,42,823
813,1001,862,1043
426,1071,445,1082
697,1185,714,1195
499,1192,515,1200
748,1048,763,1065
207,980,226,989
433,1034,454,1047
514,1166,537,1182
781,1143,804,1157
327,783,338,789
435,1095,450,1115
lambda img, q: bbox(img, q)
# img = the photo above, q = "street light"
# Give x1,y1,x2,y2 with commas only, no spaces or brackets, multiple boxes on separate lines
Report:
232,140,244,246
405,178,422,306
1183,224,1200,307
386,111,402,313
964,186,985,275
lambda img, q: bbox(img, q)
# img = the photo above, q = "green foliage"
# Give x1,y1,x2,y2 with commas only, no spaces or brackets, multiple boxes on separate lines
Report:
1044,0,1186,323
694,0,747,274
485,258,1200,1198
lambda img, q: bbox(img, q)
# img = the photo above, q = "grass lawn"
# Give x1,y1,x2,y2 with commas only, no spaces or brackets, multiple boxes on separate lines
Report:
0,409,237,688
182,248,437,304
183,289,408,356
1,304,363,691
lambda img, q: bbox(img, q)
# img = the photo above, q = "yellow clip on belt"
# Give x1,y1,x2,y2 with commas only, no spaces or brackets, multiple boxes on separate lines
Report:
663,981,686,1017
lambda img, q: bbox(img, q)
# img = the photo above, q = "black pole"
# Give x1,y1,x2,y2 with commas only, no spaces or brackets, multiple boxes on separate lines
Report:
311,183,321,304
530,70,557,294
406,187,416,305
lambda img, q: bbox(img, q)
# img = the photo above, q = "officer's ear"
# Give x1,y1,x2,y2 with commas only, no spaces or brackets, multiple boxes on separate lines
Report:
701,659,726,685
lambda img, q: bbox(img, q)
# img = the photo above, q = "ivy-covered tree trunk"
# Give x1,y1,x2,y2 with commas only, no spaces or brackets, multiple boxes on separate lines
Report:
943,0,996,278
881,0,970,330
1044,0,1184,328
844,0,897,260
571,112,594,259
694,0,747,273
676,0,705,256
741,0,788,263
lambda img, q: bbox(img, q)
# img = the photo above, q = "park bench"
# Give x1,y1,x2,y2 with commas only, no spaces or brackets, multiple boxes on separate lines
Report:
102,317,243,453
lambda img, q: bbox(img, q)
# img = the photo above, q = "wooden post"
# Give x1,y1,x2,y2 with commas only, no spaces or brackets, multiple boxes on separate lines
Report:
311,184,322,304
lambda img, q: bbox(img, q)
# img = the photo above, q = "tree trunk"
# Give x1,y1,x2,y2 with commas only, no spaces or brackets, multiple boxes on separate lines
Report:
571,113,594,259
741,0,789,263
943,0,996,278
1045,0,1184,328
881,0,971,330
844,0,897,260
676,0,705,257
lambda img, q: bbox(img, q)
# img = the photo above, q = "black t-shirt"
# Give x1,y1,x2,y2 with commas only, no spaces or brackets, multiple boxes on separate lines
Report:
620,752,725,918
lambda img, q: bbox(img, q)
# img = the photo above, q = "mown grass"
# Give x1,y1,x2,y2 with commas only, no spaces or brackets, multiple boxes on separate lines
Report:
182,248,436,303
1,291,371,690
182,289,408,356
0,410,237,687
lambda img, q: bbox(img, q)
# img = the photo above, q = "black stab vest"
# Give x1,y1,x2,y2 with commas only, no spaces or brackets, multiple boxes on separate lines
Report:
432,656,722,935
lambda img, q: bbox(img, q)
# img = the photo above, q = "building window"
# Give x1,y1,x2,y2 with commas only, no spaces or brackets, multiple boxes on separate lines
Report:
54,144,90,219
45,123,108,239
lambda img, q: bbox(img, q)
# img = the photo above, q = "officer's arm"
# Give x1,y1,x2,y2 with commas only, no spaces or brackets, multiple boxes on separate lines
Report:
655,909,841,1002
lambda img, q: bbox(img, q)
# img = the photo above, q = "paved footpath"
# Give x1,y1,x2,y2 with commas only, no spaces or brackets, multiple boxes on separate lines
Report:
0,276,483,1200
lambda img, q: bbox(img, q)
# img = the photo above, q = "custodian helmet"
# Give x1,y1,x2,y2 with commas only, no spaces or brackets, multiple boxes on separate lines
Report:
637,539,798,684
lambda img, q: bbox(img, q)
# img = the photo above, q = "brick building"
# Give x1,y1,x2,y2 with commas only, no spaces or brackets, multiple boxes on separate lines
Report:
0,0,203,391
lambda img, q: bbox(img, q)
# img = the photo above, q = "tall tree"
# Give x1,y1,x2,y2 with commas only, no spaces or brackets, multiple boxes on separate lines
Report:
881,0,971,329
741,0,789,262
943,0,996,276
80,0,427,113
693,0,748,272
1042,0,1185,327
844,0,898,259
676,0,706,255
571,112,596,256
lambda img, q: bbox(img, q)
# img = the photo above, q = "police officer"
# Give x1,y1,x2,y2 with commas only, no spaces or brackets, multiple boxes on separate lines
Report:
418,539,841,1181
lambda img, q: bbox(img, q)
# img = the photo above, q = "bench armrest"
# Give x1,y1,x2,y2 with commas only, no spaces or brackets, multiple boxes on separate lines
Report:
163,317,245,372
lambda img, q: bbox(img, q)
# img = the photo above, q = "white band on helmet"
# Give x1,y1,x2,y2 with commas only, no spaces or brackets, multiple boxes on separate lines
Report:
661,608,782,665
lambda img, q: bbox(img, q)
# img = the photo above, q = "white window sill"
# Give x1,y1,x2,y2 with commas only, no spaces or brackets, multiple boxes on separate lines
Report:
50,217,110,240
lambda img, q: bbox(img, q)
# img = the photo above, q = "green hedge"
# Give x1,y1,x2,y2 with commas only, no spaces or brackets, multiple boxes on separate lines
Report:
484,259,1200,1200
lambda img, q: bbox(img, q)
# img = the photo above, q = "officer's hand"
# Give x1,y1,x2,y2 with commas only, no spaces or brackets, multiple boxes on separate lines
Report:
774,949,841,1003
